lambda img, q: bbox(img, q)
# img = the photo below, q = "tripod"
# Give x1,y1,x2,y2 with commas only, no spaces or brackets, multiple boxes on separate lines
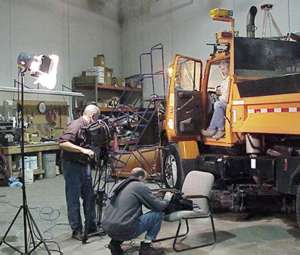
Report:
0,72,50,254
82,148,114,244
261,3,282,38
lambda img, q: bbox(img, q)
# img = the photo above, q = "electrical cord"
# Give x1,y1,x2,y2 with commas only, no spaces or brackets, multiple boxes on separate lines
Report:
31,206,66,254
0,198,65,254
28,221,64,255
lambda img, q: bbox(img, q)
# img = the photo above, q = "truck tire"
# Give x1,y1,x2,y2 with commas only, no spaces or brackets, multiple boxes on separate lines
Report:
297,185,300,228
162,144,183,189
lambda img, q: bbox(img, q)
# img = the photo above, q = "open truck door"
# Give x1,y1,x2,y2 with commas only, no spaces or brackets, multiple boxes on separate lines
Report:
166,55,203,141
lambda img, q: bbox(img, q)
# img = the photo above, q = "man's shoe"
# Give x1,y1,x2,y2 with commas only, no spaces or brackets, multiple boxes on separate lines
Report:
108,240,124,255
72,230,83,241
139,242,164,255
212,129,225,140
201,129,217,137
87,225,98,235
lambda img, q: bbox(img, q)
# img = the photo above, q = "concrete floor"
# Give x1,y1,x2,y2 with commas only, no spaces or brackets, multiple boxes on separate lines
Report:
1,175,300,255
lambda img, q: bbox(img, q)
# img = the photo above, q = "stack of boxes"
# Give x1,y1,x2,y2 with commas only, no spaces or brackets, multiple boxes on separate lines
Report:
72,53,141,112
73,54,114,86
73,54,126,87
93,54,105,84
93,54,113,85
19,156,38,184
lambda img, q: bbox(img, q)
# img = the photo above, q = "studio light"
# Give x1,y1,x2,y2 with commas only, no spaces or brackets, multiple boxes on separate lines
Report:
17,52,59,89
0,52,59,254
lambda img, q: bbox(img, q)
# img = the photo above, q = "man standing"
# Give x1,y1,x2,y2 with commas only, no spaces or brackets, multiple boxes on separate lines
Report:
102,168,168,255
202,60,230,140
59,104,100,240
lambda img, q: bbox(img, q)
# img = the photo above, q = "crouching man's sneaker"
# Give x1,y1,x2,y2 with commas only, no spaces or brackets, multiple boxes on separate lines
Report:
108,239,124,255
139,242,164,255
201,129,217,137
212,129,225,140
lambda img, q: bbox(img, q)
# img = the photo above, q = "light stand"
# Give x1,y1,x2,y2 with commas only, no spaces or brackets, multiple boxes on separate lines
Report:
0,52,58,254
0,72,51,254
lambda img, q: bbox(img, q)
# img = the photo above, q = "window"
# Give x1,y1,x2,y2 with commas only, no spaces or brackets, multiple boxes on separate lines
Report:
207,61,228,92
175,58,201,91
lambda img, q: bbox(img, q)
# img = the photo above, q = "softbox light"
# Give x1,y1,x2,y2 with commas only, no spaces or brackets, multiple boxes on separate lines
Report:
17,52,59,89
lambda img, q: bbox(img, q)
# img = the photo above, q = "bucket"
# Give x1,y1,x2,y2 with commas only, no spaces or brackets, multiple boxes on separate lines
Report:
94,66,105,84
43,153,57,178
25,167,34,184
29,156,38,170
20,156,34,184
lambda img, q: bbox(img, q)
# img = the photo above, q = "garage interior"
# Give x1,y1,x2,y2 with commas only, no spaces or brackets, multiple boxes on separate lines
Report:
1,0,300,254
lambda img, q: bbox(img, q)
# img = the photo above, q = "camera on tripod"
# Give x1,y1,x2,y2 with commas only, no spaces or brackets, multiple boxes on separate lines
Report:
78,117,126,243
79,118,113,165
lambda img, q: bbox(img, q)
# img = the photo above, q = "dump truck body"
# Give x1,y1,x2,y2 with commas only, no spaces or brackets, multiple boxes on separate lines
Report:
232,37,300,136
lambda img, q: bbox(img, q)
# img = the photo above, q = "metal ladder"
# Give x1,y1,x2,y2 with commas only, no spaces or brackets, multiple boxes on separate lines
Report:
112,43,166,178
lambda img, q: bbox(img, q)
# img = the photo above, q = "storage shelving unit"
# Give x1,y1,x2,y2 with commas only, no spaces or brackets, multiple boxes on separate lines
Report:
72,76,143,114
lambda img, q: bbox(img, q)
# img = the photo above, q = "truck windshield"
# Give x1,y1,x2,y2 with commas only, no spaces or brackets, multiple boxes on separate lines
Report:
207,61,228,92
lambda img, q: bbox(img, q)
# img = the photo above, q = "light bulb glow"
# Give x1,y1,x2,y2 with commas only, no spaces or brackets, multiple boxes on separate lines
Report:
32,55,59,89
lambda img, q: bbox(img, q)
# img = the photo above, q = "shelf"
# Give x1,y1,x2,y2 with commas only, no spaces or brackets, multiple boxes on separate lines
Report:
0,86,84,97
99,107,138,113
96,84,142,92
72,77,143,115
73,83,142,92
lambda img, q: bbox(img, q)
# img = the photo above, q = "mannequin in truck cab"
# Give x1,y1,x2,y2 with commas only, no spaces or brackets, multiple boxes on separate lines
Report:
202,60,230,140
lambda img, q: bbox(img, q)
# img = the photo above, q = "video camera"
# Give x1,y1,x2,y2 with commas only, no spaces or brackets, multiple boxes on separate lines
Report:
79,119,113,165
77,110,138,165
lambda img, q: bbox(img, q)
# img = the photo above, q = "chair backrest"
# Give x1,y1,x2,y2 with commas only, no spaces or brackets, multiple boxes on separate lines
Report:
181,170,215,214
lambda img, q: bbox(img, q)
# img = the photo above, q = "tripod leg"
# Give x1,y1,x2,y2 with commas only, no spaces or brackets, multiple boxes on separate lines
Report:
83,163,98,244
27,208,51,254
0,206,23,246
26,208,37,250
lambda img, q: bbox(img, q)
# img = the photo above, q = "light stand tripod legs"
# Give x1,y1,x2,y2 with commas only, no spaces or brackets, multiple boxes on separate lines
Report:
0,205,51,254
27,206,51,253
0,206,23,251
0,73,51,254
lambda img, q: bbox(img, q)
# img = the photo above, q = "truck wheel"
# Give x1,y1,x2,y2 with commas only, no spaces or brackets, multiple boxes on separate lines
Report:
297,185,300,228
163,145,183,189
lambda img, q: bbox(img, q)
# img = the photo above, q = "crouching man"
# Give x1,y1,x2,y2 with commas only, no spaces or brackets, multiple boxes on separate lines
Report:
102,168,168,255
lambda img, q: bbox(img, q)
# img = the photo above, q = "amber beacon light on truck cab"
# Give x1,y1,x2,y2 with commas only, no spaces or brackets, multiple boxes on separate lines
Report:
162,8,300,227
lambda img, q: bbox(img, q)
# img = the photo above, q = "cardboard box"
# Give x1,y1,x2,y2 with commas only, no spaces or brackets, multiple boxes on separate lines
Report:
94,54,105,66
73,76,96,86
97,76,105,84
82,66,104,77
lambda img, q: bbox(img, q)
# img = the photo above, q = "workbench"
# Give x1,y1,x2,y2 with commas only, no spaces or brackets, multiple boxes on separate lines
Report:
0,142,60,178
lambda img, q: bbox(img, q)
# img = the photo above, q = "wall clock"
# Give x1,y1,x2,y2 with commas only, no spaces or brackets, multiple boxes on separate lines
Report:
37,101,47,114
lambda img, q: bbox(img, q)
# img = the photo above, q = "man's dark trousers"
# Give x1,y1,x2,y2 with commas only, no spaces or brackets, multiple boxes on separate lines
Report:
63,159,96,232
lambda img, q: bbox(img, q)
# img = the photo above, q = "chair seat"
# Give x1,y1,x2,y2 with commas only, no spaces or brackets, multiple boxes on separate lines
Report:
164,209,209,222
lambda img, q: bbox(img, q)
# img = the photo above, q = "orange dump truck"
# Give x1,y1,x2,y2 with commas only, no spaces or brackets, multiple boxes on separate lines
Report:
162,11,300,226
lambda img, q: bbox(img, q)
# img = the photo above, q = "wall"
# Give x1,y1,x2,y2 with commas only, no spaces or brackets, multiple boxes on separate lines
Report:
1,0,299,101
120,0,300,97
0,0,121,103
